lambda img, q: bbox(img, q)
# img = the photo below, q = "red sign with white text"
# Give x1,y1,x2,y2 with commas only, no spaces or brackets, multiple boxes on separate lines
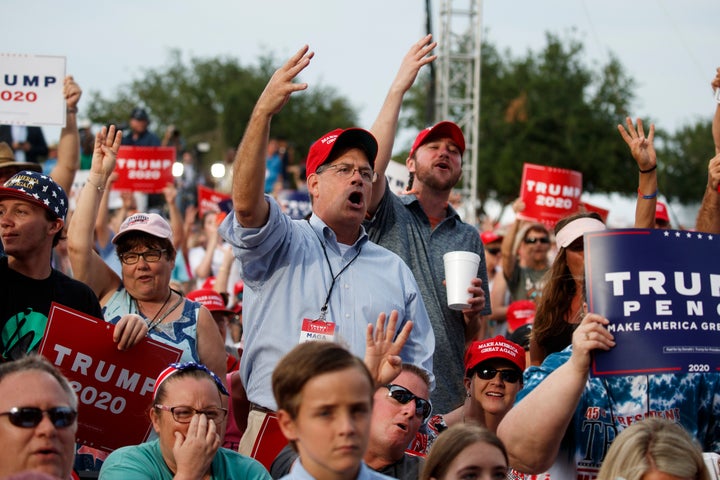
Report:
198,185,231,218
112,146,176,193
518,163,583,228
38,303,182,453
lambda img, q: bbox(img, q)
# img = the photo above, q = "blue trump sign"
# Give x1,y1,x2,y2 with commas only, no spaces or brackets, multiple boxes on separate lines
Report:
586,228,720,376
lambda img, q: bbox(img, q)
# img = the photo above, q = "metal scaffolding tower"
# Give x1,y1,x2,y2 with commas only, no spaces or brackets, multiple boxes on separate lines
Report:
435,0,482,223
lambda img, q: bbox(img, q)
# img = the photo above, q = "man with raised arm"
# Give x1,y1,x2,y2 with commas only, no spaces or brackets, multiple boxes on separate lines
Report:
218,46,434,465
365,35,490,412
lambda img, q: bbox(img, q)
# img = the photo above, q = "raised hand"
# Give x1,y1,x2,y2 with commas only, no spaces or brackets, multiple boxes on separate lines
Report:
391,34,437,94
618,117,656,172
91,125,123,180
63,75,82,110
255,45,314,118
365,310,413,385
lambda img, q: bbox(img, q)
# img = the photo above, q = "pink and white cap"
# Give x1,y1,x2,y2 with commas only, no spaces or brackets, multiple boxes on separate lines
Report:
112,212,173,244
555,217,606,248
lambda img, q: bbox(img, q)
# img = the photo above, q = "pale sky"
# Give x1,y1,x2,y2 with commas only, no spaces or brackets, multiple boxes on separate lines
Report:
3,0,717,226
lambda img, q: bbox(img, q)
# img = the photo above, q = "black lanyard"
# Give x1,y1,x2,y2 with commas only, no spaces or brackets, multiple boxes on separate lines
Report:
309,221,362,321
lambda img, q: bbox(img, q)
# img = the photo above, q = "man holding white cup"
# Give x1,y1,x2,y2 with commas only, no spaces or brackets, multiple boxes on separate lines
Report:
365,35,490,413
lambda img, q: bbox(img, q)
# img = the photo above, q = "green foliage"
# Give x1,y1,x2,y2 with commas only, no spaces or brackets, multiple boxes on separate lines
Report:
85,49,357,168
85,37,713,209
656,120,714,204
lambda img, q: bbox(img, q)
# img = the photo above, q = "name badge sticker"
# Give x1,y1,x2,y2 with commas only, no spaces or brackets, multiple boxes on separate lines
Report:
300,318,336,343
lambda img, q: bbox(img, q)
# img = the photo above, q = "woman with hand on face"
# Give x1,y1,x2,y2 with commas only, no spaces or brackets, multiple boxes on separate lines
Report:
99,362,270,480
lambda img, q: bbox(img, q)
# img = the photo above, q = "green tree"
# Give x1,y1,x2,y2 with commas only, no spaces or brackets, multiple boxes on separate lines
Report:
657,119,714,204
85,49,357,170
402,32,638,217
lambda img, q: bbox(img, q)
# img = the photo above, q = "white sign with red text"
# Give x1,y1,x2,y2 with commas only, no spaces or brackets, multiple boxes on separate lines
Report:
0,53,66,126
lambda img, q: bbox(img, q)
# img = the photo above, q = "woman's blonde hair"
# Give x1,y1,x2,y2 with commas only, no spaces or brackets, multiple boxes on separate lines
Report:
597,418,710,480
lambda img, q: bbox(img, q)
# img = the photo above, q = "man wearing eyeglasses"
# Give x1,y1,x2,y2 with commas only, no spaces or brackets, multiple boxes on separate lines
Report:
271,364,431,480
218,46,434,466
0,355,78,479
0,170,103,362
364,35,491,413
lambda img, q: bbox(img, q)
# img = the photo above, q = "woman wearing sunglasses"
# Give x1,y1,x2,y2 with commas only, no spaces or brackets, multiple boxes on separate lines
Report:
411,336,524,455
0,355,78,479
100,362,270,480
529,211,606,366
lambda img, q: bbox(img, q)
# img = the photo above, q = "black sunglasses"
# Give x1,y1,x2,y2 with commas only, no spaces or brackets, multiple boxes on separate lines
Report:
0,406,77,429
523,237,550,245
384,384,432,420
485,247,501,256
473,368,522,384
565,238,584,252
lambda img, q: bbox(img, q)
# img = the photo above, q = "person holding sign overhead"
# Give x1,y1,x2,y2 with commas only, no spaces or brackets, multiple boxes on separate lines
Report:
67,125,226,380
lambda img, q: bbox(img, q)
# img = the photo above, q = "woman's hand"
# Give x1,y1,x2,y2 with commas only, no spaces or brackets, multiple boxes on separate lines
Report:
113,314,148,350
173,413,220,478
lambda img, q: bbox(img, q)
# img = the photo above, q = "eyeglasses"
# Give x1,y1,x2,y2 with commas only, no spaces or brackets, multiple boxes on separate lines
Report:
473,368,522,384
0,406,77,429
316,163,377,183
523,237,550,245
485,247,501,256
154,404,228,424
384,384,432,421
565,238,584,252
119,248,167,265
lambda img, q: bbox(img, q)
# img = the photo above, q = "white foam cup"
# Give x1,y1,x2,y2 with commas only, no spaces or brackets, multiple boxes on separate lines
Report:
443,251,481,311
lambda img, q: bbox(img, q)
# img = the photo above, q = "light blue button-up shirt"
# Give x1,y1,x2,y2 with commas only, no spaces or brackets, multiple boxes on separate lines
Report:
281,459,393,480
219,196,434,410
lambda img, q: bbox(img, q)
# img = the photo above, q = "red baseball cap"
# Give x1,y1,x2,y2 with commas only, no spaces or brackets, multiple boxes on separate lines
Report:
305,128,378,179
506,300,536,332
655,201,670,223
480,230,502,245
409,121,466,158
186,288,234,314
464,335,526,374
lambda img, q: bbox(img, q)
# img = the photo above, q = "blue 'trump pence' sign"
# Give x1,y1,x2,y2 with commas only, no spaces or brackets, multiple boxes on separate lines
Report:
586,229,720,376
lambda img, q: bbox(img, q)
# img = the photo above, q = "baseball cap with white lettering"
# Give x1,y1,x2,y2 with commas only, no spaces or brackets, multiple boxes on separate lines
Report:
112,212,172,244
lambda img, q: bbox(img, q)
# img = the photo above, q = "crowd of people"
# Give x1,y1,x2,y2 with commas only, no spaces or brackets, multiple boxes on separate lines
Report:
0,37,718,480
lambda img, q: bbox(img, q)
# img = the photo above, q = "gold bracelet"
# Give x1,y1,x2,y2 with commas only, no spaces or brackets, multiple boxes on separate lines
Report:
86,178,105,192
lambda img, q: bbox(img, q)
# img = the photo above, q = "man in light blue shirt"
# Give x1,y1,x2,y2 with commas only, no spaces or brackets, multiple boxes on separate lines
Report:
218,46,434,468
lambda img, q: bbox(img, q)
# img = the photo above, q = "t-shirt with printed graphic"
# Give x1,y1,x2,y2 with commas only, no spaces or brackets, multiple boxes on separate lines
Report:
0,256,103,362
512,348,720,479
